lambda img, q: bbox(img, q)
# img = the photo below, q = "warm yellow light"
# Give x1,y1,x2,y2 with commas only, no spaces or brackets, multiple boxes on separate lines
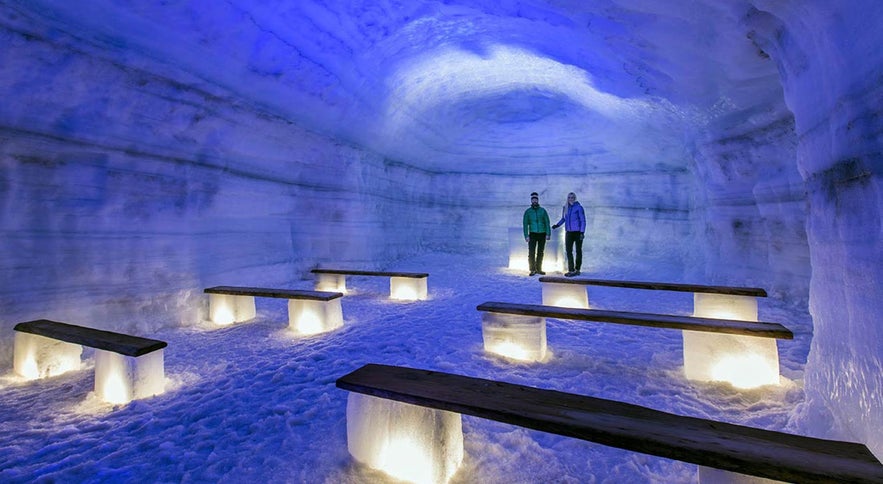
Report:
213,304,235,325
488,341,533,361
508,257,529,271
296,310,324,335
20,355,39,380
391,285,418,301
101,371,131,404
378,437,434,484
710,353,780,389
551,296,585,309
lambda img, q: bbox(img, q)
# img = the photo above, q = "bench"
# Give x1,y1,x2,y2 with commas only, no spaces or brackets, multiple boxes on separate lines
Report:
13,319,167,404
538,276,766,323
337,364,883,484
311,269,429,301
477,301,792,388
204,286,344,335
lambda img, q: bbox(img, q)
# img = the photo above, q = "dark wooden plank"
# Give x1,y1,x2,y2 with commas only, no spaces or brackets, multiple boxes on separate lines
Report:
312,268,428,278
538,276,767,297
476,301,793,339
204,286,343,301
337,364,883,484
13,319,167,357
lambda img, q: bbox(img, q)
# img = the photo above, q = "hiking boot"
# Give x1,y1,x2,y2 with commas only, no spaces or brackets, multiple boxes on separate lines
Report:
564,271,575,277
573,270,580,276
537,271,546,275
529,271,537,276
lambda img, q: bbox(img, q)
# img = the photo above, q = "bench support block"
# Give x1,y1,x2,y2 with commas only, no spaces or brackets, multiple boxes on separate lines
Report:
95,349,165,404
541,282,589,308
208,294,256,325
481,313,547,362
683,332,780,388
288,298,343,335
315,273,347,293
390,276,428,301
686,293,779,388
346,393,463,484
14,332,82,379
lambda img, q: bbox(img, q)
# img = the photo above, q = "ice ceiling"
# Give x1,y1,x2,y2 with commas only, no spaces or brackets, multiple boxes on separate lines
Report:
24,0,780,174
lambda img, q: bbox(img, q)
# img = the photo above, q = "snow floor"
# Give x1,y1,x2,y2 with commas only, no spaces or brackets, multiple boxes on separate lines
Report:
0,252,812,483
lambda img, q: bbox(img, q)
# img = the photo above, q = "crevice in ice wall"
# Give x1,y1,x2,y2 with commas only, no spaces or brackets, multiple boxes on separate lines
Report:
747,0,883,458
692,105,809,301
0,8,432,364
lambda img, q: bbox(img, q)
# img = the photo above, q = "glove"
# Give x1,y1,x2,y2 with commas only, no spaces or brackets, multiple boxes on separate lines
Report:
552,224,560,229
580,233,585,241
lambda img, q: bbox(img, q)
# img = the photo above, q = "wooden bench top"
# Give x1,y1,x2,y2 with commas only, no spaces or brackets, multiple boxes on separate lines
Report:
311,269,428,278
337,364,883,483
14,319,167,357
476,301,793,339
538,277,767,297
204,286,343,301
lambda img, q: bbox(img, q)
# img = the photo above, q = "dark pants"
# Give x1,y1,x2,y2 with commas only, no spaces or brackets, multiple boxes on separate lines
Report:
528,232,547,272
565,231,583,272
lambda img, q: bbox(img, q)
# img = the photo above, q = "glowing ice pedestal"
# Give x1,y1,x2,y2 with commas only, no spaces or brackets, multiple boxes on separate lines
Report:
482,312,547,362
698,466,783,483
288,298,343,335
541,282,589,308
13,332,82,379
347,393,463,484
315,273,347,293
683,293,780,388
390,276,428,301
94,349,165,404
208,293,256,325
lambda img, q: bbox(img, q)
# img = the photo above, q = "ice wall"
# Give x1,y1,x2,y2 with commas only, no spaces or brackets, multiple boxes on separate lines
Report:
746,0,883,458
0,6,436,363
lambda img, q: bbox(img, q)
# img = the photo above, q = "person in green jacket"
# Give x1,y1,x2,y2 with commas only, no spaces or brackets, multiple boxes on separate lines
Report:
523,192,551,276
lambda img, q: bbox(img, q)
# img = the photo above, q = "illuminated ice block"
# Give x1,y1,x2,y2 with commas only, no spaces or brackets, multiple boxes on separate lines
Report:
94,349,165,404
390,276,428,301
698,466,784,483
541,282,589,308
208,293,256,325
13,331,82,380
288,298,343,335
315,273,347,293
508,227,529,270
346,393,463,484
481,312,547,362
684,293,780,388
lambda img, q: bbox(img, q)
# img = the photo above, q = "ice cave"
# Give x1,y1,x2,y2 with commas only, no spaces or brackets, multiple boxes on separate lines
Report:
1,1,881,482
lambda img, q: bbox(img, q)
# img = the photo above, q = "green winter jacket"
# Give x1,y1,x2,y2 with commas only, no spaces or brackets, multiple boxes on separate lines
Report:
523,205,551,239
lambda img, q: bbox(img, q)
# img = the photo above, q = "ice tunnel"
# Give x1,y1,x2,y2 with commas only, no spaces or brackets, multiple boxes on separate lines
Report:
1,0,881,478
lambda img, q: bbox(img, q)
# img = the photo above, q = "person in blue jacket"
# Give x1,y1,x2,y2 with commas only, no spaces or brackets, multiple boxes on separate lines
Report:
523,192,551,276
552,192,586,277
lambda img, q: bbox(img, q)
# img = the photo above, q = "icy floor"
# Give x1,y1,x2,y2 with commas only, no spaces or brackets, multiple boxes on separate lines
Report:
0,252,812,483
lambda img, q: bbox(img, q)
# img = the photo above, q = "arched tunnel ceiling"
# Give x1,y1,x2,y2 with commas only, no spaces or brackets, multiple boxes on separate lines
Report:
25,0,784,174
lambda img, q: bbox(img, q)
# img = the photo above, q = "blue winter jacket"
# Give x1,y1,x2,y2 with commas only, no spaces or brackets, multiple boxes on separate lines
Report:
554,201,586,232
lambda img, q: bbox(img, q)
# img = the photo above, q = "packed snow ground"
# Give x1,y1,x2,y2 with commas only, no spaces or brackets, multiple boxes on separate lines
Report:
0,252,812,483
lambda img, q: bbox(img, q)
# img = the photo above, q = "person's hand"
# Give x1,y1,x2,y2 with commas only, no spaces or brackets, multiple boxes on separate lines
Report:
546,235,551,240
552,223,559,229
525,237,529,243
580,233,584,241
